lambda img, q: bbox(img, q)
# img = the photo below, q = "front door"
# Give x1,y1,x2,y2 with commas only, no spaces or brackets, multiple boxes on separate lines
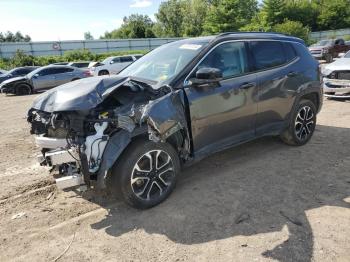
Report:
185,41,258,157
32,68,57,90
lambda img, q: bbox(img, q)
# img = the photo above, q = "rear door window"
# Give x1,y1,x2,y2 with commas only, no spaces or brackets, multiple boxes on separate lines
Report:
55,67,74,74
250,41,286,70
120,56,134,63
283,42,297,62
38,68,56,76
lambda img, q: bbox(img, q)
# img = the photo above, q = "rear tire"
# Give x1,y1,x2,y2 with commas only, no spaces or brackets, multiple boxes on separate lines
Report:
15,84,32,96
280,99,317,146
109,139,180,209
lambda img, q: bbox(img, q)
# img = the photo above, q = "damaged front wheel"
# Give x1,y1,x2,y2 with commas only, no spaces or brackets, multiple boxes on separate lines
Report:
110,139,180,209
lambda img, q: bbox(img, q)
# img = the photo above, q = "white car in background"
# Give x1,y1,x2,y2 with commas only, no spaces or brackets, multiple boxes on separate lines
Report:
90,54,143,76
0,69,8,75
322,50,350,98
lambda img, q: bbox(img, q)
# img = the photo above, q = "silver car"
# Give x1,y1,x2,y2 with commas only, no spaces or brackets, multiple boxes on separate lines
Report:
322,50,350,98
0,65,92,95
90,54,143,76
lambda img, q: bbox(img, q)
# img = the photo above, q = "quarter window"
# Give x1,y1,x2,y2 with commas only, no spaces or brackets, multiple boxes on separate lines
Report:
197,42,249,78
283,42,297,62
250,41,286,70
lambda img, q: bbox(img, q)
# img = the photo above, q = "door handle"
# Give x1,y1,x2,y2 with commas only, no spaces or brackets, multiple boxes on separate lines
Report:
239,82,256,89
287,71,297,77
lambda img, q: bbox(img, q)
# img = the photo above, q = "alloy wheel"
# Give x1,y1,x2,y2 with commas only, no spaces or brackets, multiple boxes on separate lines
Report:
294,105,315,141
131,150,175,201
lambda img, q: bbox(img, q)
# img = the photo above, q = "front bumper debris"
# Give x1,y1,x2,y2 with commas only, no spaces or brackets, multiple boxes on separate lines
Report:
323,78,350,98
35,135,67,149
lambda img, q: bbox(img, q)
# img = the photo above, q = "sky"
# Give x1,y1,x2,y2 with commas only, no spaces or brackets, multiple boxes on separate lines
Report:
0,0,163,41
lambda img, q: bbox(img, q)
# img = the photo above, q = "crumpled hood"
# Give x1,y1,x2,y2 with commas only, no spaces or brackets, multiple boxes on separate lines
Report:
1,76,26,85
322,58,350,76
31,76,129,112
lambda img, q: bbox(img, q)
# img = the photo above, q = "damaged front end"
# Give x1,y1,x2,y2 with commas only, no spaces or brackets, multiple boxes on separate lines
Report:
27,76,190,191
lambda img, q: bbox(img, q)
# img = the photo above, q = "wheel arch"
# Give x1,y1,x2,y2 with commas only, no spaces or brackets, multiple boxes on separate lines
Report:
15,82,33,95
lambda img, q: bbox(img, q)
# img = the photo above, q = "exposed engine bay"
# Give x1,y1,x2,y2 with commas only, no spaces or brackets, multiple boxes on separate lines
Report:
27,76,190,190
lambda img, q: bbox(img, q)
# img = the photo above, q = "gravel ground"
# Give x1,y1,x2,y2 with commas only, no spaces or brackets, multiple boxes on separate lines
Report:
0,93,349,262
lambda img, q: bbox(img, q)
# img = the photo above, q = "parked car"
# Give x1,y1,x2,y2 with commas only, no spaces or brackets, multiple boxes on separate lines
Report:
0,69,8,75
322,50,350,98
90,54,143,76
27,33,322,209
309,38,350,63
0,66,39,84
0,65,91,95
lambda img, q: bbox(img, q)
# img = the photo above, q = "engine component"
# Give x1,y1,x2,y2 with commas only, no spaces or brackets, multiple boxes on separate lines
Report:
85,122,109,172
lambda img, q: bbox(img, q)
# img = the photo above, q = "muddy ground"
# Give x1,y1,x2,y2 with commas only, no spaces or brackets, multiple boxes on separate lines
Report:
0,93,349,262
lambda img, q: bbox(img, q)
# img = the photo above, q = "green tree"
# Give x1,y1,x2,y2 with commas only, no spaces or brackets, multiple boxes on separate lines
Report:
273,19,310,42
0,31,31,42
282,0,319,31
101,14,155,39
84,31,94,40
316,0,350,30
260,0,285,25
203,0,258,34
182,0,209,36
155,0,186,37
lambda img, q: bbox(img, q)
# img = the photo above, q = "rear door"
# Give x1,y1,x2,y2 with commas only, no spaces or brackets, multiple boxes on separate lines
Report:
249,40,301,135
185,41,258,156
53,67,75,86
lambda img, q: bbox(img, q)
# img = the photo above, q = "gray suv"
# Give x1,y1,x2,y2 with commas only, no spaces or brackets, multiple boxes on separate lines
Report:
27,32,322,209
1,65,91,95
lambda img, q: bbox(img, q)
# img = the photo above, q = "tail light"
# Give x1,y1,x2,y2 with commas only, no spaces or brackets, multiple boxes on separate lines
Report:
83,70,92,77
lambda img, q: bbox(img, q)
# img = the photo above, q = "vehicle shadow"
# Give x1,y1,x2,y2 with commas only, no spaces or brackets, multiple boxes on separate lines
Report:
90,124,350,261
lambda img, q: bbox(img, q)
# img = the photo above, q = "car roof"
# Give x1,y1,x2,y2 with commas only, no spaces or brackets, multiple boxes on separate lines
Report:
68,61,92,64
43,65,76,69
182,32,305,45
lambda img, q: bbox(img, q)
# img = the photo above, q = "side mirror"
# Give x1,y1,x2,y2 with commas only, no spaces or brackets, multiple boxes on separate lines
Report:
110,61,115,64
7,74,12,77
189,67,223,87
33,73,39,78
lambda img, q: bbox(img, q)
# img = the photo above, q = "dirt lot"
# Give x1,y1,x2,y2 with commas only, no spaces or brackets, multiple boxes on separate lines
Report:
0,93,349,262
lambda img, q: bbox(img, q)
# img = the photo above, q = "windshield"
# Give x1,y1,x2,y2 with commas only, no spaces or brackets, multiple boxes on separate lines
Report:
102,57,113,64
27,67,43,78
312,40,334,47
344,51,350,58
119,40,209,87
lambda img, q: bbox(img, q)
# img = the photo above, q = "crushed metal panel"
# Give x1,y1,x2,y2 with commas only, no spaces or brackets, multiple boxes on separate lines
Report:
96,130,131,188
141,90,189,142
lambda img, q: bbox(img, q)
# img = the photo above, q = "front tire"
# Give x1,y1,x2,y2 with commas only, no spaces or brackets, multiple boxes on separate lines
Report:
280,99,317,146
110,139,180,209
15,84,32,96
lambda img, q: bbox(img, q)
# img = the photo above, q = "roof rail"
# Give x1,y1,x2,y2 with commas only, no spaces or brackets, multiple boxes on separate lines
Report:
218,31,287,37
